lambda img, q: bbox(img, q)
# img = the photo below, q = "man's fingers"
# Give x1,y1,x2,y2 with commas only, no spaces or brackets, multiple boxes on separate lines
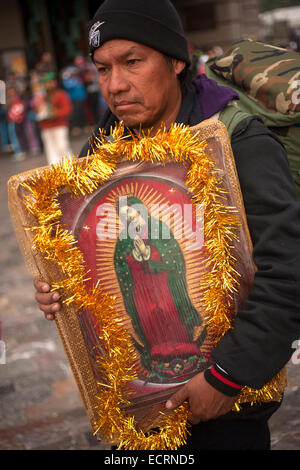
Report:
45,313,55,321
35,290,60,306
34,279,51,293
166,386,189,411
41,302,60,321
166,388,202,424
37,300,61,313
33,279,61,321
187,413,201,425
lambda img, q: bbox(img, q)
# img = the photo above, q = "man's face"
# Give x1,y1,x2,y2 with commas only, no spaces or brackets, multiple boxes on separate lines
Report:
93,40,185,132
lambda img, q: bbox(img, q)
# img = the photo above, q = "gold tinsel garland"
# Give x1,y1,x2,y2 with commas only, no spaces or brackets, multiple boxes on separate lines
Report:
22,123,285,450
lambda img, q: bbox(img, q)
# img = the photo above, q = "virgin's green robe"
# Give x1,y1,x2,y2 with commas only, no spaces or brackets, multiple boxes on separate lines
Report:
114,213,203,371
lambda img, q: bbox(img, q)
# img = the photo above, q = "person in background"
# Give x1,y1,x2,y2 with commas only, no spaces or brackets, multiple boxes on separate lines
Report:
73,56,88,84
197,44,223,75
61,66,87,136
0,104,10,153
6,87,28,161
73,55,104,125
84,68,102,124
35,52,56,77
22,85,41,156
34,73,73,165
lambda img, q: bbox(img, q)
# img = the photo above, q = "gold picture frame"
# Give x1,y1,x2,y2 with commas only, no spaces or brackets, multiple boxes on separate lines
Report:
7,120,284,450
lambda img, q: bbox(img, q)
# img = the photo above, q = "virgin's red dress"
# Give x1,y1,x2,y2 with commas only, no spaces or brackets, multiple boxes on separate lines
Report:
127,244,201,360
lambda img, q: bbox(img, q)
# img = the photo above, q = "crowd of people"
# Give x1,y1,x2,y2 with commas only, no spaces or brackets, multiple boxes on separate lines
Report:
0,52,106,164
189,44,224,76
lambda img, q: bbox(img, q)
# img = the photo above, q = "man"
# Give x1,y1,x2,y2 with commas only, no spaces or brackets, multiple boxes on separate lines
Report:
34,0,300,450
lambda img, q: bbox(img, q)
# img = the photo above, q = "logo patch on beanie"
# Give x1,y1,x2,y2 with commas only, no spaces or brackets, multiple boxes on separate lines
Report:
89,21,105,49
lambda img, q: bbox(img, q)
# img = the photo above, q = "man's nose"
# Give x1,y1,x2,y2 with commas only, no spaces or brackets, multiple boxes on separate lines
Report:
108,67,130,94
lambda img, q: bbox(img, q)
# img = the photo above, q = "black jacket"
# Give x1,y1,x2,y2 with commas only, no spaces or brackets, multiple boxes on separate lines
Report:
216,116,300,386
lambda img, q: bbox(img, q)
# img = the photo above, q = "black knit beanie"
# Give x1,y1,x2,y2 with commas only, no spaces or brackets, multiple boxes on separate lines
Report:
88,0,190,66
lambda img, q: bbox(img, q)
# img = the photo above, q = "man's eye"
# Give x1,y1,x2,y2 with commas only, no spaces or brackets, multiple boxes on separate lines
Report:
127,59,140,66
97,67,107,74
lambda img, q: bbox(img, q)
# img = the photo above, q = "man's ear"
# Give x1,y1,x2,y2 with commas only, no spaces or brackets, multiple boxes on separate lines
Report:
172,59,186,76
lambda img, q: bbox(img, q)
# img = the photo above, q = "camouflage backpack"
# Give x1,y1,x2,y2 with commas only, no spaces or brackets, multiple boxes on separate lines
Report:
205,39,300,198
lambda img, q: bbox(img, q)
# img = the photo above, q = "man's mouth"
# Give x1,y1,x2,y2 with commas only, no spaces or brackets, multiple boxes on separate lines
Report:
114,101,137,112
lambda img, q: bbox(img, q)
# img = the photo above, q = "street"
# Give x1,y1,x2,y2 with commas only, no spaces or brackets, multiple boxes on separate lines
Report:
0,134,299,450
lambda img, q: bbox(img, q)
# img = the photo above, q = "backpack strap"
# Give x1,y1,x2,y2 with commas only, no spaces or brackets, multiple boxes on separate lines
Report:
218,104,250,139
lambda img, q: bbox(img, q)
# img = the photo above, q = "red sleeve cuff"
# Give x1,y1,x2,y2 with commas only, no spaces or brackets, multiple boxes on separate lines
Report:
204,364,243,396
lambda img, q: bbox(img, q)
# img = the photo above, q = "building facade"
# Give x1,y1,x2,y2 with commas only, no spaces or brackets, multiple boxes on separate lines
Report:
0,0,261,81
173,0,260,51
0,0,101,80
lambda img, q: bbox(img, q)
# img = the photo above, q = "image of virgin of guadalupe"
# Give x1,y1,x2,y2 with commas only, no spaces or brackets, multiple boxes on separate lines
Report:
114,196,208,384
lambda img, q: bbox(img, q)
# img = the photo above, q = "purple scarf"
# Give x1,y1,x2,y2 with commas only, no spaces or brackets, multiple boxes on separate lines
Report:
194,74,240,120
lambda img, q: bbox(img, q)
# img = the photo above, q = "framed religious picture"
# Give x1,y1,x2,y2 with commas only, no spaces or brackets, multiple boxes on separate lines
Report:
7,119,285,450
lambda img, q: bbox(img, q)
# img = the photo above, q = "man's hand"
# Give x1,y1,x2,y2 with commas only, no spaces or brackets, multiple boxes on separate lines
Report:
34,279,61,321
165,371,237,424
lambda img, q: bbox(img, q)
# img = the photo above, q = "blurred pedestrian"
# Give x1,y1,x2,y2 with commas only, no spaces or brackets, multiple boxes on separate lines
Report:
84,68,102,124
61,66,87,136
36,52,56,77
0,104,10,153
7,86,42,159
34,73,73,165
6,87,28,160
23,85,42,155
73,56,103,124
197,44,223,75
74,56,88,83
7,120,22,159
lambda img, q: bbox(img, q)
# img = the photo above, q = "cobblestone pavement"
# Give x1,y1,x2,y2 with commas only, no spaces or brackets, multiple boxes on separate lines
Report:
0,134,299,451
